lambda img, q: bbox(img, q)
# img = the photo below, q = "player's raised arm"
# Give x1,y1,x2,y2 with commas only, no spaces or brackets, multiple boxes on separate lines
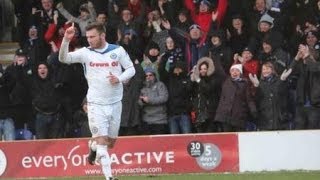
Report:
59,23,75,63
59,23,86,64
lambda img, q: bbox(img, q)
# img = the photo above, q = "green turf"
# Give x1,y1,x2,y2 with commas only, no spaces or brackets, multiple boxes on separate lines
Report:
20,171,320,180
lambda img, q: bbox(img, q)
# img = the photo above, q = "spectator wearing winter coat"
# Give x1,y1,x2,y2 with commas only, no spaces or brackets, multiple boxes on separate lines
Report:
190,57,225,133
249,62,292,130
158,36,185,84
215,64,257,132
22,25,50,70
290,44,320,129
226,14,251,55
71,97,91,137
31,62,64,139
162,20,206,72
202,29,232,74
184,0,228,35
173,9,193,34
4,49,33,130
141,41,161,79
250,13,284,54
161,60,193,134
0,64,15,141
138,67,169,135
258,34,290,75
56,1,96,46
120,58,145,136
233,46,260,79
44,11,78,53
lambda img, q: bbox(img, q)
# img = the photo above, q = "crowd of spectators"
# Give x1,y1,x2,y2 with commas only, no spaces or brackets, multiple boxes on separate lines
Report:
1,0,320,140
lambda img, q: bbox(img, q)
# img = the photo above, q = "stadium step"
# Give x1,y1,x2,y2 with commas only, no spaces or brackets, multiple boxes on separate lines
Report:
0,42,19,67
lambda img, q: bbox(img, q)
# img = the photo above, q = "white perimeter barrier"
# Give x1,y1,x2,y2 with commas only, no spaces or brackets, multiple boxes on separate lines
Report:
239,130,320,172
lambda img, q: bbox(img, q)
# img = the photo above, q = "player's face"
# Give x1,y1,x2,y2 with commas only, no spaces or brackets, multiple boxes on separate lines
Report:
86,29,105,49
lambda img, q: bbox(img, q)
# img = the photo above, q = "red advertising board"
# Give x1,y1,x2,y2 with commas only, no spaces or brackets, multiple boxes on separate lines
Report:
0,133,239,178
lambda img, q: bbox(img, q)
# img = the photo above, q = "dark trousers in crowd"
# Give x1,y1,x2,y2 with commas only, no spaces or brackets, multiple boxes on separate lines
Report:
141,122,168,135
35,112,64,139
168,114,191,134
295,106,320,129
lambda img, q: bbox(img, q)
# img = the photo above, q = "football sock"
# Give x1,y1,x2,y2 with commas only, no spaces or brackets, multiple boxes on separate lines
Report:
96,144,112,178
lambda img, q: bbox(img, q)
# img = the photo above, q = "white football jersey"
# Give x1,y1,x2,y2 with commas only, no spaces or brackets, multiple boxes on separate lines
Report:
62,43,135,105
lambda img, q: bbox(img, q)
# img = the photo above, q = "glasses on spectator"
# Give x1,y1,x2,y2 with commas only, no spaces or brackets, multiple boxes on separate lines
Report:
145,74,154,77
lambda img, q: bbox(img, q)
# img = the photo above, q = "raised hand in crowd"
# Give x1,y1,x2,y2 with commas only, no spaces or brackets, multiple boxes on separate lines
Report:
249,73,259,87
211,11,219,22
161,19,171,30
233,53,244,64
280,69,292,81
56,2,63,9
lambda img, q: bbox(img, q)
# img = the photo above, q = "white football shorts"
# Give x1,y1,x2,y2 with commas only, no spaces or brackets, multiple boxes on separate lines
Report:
87,101,122,138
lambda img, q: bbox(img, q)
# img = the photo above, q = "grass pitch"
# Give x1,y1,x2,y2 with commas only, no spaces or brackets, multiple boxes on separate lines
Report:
37,171,320,180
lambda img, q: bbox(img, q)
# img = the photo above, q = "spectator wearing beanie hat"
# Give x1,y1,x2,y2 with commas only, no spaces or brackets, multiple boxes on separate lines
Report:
214,62,257,132
162,20,206,72
141,41,161,79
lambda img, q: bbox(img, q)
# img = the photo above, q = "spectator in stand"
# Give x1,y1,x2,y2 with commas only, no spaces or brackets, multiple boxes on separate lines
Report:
138,67,169,135
31,62,64,139
258,34,290,75
226,14,251,55
247,0,269,35
249,62,292,130
120,59,144,136
233,46,260,79
0,64,15,141
250,13,284,54
190,57,225,133
290,44,320,129
172,9,193,34
71,97,91,137
4,49,33,133
116,8,143,46
184,0,228,36
143,8,169,54
158,36,185,84
162,20,206,72
150,0,177,24
95,11,118,44
127,0,147,23
304,31,320,61
201,29,232,75
44,10,78,53
22,25,50,70
141,41,162,79
30,0,57,34
163,61,192,134
56,1,97,46
215,64,257,132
